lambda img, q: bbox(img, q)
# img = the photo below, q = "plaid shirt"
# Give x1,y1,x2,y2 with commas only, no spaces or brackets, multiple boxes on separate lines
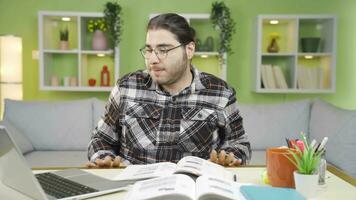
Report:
88,67,251,164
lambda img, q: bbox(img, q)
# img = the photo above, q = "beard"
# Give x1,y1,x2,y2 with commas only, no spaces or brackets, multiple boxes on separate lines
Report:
149,52,190,87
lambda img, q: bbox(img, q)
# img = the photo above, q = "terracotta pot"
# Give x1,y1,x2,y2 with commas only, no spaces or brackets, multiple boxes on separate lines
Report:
59,41,69,50
266,148,297,188
88,78,96,86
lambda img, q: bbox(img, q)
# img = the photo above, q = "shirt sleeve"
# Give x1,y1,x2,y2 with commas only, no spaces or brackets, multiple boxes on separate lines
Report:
87,85,122,162
219,88,251,165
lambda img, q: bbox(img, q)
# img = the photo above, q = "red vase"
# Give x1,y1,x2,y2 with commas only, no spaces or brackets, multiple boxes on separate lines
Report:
100,65,110,86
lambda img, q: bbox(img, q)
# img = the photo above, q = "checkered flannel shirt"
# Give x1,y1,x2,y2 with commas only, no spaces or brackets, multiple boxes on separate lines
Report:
88,67,251,164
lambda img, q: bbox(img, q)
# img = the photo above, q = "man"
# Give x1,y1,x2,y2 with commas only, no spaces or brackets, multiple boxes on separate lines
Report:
86,13,251,168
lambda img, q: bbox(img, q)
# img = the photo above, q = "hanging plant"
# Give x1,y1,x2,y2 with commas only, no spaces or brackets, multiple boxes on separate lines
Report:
104,1,123,48
211,1,236,56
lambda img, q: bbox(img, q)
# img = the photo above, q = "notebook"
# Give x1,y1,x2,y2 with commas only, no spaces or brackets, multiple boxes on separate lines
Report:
240,185,306,200
0,126,134,200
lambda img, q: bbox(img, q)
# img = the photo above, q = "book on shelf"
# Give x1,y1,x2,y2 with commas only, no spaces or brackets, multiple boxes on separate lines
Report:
114,156,235,182
261,64,288,89
297,65,325,89
125,174,250,200
240,185,306,200
272,65,288,89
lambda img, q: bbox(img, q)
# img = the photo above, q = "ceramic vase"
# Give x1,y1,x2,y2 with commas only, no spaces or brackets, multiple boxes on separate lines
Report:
92,30,107,51
294,171,319,198
267,38,279,53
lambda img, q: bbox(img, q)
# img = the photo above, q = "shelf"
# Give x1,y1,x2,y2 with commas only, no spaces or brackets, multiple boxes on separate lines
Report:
254,15,336,93
39,11,120,91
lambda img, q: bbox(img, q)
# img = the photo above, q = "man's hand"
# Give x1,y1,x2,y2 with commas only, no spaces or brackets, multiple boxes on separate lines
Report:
85,155,126,168
209,149,241,167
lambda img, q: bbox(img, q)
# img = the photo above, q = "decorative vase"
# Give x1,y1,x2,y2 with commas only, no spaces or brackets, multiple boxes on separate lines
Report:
92,30,107,51
204,36,214,52
293,171,319,198
59,41,69,50
267,38,279,53
301,37,321,53
88,78,96,86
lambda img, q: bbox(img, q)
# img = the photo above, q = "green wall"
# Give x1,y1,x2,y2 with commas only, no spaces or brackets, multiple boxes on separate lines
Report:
0,0,356,108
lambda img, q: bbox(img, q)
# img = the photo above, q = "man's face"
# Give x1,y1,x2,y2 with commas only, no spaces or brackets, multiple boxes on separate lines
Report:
144,29,191,87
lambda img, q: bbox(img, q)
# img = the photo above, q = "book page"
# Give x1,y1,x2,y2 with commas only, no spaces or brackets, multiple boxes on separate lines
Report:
196,177,251,200
175,156,235,181
125,174,196,200
114,162,177,181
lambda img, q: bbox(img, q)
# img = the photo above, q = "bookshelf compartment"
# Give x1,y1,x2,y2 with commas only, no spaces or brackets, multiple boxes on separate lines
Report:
81,53,115,87
261,18,297,54
297,55,332,90
42,15,78,50
261,56,295,89
43,53,78,87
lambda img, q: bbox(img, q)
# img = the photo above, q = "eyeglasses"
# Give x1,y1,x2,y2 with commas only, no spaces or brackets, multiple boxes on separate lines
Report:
139,43,185,60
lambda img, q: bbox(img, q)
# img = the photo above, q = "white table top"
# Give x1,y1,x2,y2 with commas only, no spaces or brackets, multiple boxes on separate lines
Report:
1,167,355,200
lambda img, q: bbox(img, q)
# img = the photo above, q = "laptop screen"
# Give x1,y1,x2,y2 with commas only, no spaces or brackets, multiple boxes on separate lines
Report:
0,126,47,200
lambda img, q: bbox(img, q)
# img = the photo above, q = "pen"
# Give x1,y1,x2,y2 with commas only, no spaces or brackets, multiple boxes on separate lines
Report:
310,139,317,149
317,137,328,153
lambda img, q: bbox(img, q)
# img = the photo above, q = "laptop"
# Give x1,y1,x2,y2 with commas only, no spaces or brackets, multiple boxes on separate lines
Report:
0,126,135,200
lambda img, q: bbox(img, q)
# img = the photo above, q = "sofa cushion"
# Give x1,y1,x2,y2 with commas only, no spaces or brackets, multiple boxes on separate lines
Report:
3,99,93,151
93,98,106,129
0,120,34,154
239,100,311,150
25,151,88,168
310,100,356,178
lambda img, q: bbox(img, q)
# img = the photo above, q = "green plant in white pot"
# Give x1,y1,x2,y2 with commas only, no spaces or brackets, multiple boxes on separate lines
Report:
286,132,324,198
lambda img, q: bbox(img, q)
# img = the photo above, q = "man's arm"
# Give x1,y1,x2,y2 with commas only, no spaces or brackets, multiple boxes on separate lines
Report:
216,88,251,165
87,86,122,163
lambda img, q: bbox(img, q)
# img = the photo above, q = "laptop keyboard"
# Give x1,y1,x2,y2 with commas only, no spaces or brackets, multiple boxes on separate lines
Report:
35,172,99,199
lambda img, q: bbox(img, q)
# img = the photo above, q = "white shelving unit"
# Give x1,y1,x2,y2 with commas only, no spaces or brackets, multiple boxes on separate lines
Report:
149,13,227,80
253,15,337,93
38,11,119,91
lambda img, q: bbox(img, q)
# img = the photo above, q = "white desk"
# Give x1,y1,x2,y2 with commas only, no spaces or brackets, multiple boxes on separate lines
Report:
1,167,355,200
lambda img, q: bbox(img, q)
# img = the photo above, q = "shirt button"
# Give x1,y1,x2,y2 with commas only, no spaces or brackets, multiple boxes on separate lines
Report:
197,113,202,118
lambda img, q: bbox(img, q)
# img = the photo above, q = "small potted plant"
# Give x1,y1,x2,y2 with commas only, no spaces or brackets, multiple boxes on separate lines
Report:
286,132,324,198
59,28,69,50
87,18,108,50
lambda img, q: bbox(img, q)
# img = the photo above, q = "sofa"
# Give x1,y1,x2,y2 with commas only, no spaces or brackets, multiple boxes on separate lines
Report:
1,98,355,178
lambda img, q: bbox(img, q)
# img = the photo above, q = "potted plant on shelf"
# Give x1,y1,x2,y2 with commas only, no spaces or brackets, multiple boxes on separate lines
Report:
87,18,108,50
104,1,123,51
286,132,324,198
59,28,69,50
210,1,236,59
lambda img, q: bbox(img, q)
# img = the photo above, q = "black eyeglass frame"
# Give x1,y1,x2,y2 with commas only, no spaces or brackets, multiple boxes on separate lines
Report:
139,43,186,60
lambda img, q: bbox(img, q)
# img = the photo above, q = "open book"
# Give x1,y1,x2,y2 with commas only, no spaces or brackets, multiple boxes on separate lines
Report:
114,156,235,182
125,174,248,200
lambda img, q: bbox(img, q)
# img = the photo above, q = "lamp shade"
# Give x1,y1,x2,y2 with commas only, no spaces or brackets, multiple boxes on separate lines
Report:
0,35,23,118
0,36,22,83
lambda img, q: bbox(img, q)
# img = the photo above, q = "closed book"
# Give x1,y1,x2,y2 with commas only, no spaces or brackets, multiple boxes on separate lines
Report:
240,185,306,200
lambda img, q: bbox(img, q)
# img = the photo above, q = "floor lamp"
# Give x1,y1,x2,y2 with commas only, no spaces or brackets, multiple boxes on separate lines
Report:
0,35,23,119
